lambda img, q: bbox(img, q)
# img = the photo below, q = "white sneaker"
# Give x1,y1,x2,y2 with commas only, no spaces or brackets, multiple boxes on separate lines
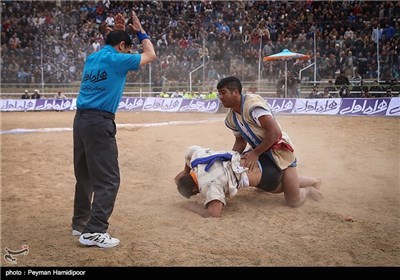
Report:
72,230,82,236
79,232,120,248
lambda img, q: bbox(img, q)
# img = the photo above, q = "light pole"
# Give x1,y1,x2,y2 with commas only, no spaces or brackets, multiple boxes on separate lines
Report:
313,31,317,86
373,27,381,82
202,35,206,93
376,28,380,82
258,33,262,91
40,43,44,94
148,63,151,97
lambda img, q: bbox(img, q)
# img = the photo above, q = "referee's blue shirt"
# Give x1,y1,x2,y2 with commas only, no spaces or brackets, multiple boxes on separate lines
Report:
77,45,141,114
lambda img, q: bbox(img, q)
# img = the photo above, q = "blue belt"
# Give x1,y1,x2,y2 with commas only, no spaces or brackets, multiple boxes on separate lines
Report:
191,153,233,172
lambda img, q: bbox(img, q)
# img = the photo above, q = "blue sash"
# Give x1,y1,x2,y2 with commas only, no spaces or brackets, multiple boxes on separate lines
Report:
191,153,233,172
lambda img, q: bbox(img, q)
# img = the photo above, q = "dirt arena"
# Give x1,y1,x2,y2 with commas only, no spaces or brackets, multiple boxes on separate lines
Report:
1,111,399,267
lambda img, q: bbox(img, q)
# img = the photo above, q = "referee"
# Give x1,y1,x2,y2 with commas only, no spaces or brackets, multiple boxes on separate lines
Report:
72,11,156,248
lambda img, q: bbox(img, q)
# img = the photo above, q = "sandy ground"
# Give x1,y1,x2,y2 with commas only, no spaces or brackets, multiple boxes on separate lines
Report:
0,111,399,268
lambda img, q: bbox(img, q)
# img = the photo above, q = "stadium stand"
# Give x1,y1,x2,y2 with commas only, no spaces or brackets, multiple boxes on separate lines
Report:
1,1,399,98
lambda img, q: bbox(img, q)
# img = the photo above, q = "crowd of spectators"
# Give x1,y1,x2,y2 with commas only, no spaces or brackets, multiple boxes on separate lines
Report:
1,0,399,91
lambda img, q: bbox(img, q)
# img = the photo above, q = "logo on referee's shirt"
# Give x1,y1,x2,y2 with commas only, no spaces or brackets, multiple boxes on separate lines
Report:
82,70,108,83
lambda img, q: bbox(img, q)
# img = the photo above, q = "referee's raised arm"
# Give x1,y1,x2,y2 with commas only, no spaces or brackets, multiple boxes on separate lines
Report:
128,10,156,66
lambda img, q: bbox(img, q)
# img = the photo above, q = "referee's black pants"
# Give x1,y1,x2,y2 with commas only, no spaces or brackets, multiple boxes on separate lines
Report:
72,109,120,234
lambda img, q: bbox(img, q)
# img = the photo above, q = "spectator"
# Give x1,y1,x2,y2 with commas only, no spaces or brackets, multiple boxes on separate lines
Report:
361,88,371,98
8,33,21,49
276,76,285,98
308,86,320,99
334,71,350,87
293,77,301,98
324,80,337,97
0,1,399,87
369,80,383,97
325,80,336,91
322,88,333,98
21,90,30,99
92,39,101,52
54,91,67,99
31,89,41,99
338,85,350,98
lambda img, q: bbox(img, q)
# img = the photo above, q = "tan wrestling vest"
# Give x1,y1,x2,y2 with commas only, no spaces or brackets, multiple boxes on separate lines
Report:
225,93,296,170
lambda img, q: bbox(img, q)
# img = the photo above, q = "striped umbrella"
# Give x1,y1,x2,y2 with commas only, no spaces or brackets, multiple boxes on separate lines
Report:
264,49,310,98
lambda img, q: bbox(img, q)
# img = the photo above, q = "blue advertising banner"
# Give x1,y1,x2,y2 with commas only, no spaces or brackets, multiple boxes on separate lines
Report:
35,99,74,111
178,98,219,113
0,97,398,117
265,98,296,114
118,97,146,111
386,97,400,116
1,99,37,111
339,98,390,116
292,98,341,115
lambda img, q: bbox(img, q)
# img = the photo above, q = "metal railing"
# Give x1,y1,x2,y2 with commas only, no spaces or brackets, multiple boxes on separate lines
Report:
2,79,398,99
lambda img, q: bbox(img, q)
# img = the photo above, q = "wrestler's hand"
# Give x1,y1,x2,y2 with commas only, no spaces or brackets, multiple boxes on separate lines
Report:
241,151,259,172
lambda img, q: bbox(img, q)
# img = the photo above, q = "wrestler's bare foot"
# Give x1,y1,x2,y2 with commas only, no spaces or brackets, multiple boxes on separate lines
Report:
313,177,322,190
308,187,324,202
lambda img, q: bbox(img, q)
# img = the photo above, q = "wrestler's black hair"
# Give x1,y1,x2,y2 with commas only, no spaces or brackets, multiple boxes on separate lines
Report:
217,76,242,94
176,174,198,199
105,30,133,47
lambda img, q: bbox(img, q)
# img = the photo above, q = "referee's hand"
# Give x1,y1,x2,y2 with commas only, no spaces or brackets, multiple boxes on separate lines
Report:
129,10,145,34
